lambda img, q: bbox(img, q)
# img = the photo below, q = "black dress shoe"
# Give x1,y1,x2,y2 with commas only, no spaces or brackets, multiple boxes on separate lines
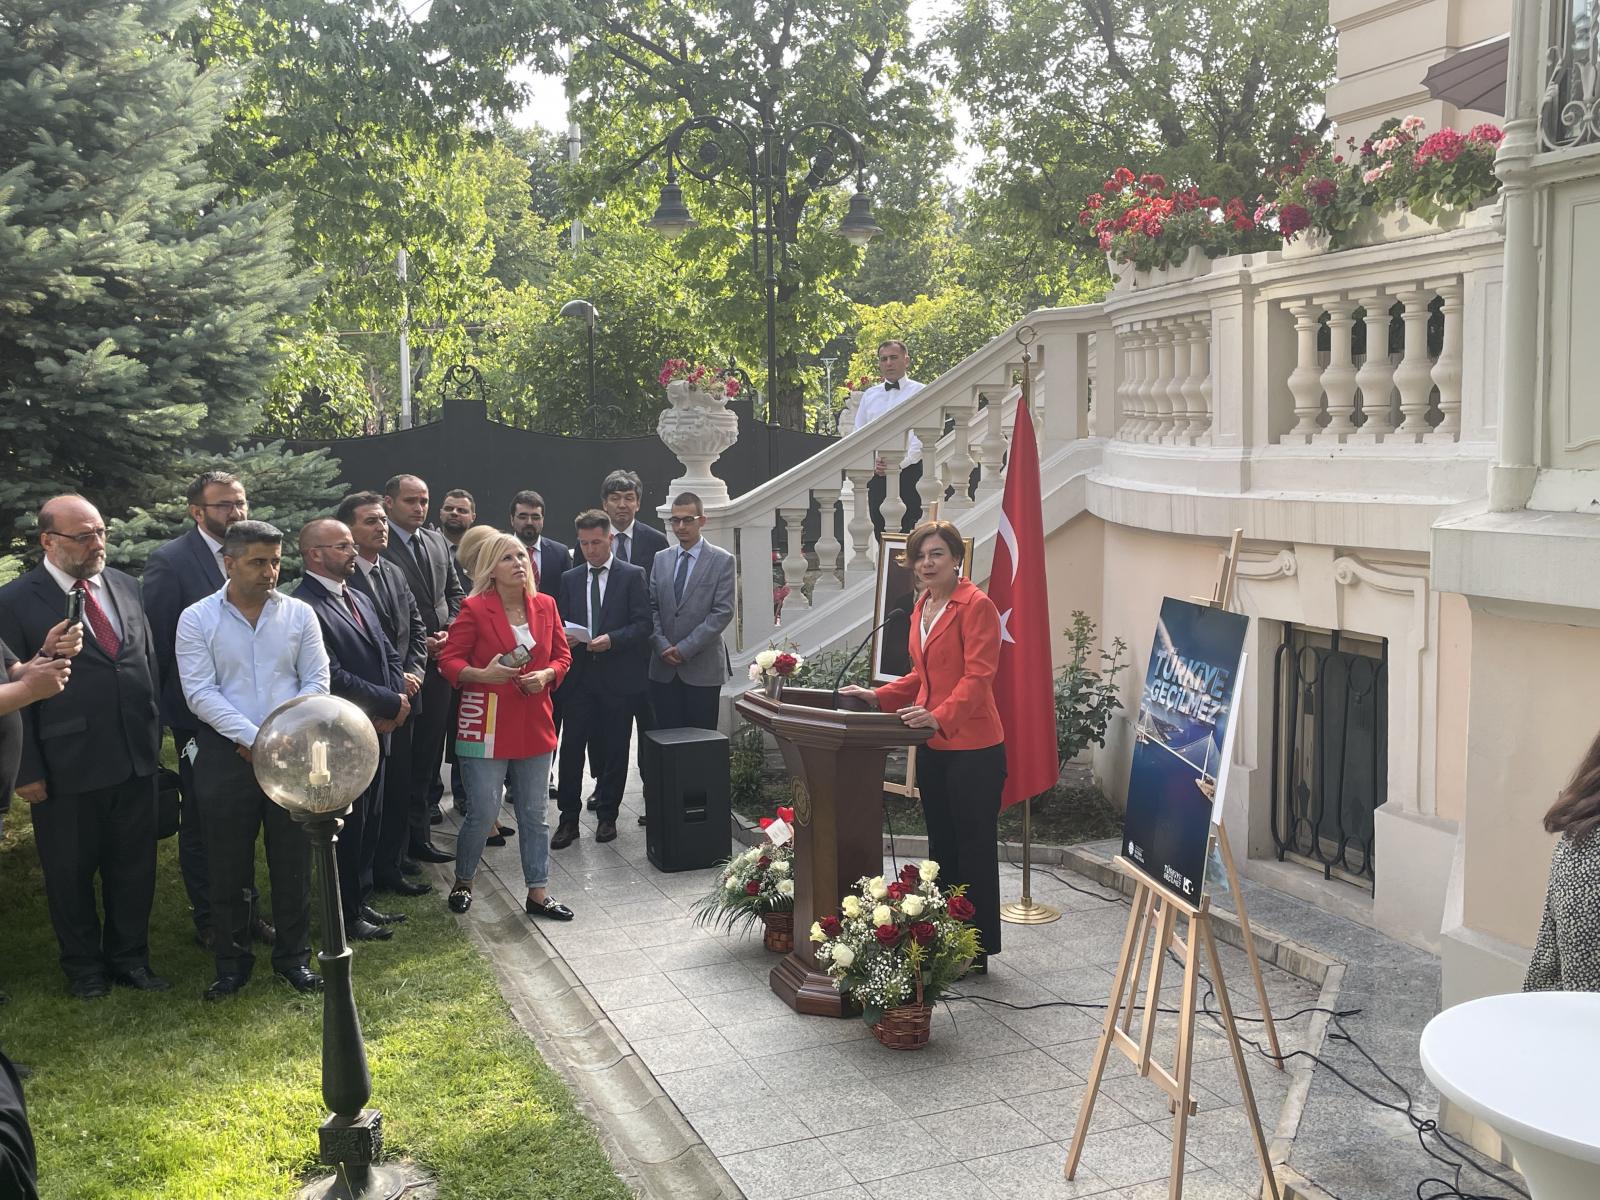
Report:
400,857,423,877
550,822,578,850
585,794,599,811
486,832,507,847
275,966,324,994
112,967,171,992
525,895,575,921
361,905,406,926
251,917,276,945
637,814,648,826
204,973,249,1001
430,808,444,825
497,823,515,838
595,819,617,843
410,843,455,864
376,876,432,897
68,975,110,1001
347,917,394,941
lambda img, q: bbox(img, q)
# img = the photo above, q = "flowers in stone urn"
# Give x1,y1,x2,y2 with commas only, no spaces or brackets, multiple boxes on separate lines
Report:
658,358,741,399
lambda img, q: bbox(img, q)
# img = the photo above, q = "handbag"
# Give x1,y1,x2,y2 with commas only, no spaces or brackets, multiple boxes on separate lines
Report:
156,767,181,840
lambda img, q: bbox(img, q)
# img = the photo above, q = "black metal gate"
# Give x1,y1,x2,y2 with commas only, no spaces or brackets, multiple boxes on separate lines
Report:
1270,623,1387,889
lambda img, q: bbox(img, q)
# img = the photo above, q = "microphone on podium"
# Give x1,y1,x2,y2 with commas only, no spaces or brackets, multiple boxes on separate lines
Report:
832,607,906,707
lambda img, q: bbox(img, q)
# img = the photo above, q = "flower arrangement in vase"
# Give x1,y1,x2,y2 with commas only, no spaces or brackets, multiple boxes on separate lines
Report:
658,358,742,399
691,807,796,951
748,643,804,698
1080,168,1269,274
810,860,982,1050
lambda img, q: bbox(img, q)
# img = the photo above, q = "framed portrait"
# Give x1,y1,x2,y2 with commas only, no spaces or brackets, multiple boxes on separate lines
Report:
869,532,975,685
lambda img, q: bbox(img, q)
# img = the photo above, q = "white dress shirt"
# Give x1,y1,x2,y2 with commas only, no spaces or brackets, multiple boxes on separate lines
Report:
854,377,927,466
43,559,122,641
176,587,330,747
197,527,226,575
609,522,637,564
583,555,615,629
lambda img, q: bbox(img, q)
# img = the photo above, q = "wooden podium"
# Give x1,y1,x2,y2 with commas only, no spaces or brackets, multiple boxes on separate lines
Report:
735,686,933,1017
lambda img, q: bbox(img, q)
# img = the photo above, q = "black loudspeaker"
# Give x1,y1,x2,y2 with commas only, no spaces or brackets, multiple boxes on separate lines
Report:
643,728,731,872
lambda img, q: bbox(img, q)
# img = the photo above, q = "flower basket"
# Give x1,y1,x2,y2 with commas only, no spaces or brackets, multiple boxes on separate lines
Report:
761,910,794,954
870,975,932,1050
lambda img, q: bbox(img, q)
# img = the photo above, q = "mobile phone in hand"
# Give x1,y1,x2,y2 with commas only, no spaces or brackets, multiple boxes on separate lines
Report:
497,645,531,668
65,587,84,628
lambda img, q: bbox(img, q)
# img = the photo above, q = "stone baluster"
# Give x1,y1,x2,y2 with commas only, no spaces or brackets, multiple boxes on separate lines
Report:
1284,300,1325,444
1150,326,1174,443
734,517,781,651
842,468,877,576
940,410,974,516
974,393,1007,497
1165,325,1191,445
1139,328,1162,442
1350,289,1397,442
1316,296,1359,442
877,442,907,533
1198,336,1214,446
811,486,843,589
1392,287,1436,442
913,420,944,521
1179,318,1210,444
1117,332,1141,440
1427,279,1463,442
778,504,811,611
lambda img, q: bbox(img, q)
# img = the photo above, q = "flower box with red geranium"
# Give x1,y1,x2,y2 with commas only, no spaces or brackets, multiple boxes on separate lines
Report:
658,358,743,400
691,807,796,949
1081,169,1271,279
809,860,983,1048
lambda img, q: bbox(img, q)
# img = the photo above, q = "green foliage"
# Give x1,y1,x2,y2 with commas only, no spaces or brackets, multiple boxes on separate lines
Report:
0,0,314,551
787,646,871,690
846,286,1024,388
1055,611,1129,763
730,723,768,809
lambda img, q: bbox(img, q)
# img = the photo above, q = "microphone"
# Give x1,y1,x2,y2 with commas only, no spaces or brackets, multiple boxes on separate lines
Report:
832,607,905,707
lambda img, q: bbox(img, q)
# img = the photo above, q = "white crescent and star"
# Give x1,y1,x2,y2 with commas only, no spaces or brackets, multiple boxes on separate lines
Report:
996,512,1019,645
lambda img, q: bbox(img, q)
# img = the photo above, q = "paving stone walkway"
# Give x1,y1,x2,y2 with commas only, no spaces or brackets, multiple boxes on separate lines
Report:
436,769,1525,1200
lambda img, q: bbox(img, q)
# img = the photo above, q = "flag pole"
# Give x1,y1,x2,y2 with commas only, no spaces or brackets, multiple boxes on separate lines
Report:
1000,326,1060,927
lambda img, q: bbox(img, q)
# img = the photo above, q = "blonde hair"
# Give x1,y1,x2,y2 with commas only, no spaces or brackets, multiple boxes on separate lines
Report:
465,529,530,596
453,525,497,585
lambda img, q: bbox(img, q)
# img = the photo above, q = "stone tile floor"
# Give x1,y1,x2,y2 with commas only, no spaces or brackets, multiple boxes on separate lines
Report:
444,771,1525,1200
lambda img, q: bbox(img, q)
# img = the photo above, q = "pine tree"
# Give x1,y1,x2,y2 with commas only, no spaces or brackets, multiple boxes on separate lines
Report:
0,0,316,549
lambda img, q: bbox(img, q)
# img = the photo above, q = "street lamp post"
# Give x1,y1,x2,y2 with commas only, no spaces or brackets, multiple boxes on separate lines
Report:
643,107,881,431
559,299,599,411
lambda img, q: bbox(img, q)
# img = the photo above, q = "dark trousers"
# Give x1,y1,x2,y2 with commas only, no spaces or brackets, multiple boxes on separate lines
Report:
918,743,1006,958
0,1049,38,1200
407,665,451,852
374,719,414,885
335,762,384,921
30,772,158,984
558,685,635,824
194,727,311,979
428,687,463,811
650,677,720,731
173,729,211,933
867,461,924,536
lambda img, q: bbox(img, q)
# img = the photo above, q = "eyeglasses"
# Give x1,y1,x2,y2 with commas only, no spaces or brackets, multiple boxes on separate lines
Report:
45,528,107,546
667,516,701,525
200,501,248,512
311,542,356,553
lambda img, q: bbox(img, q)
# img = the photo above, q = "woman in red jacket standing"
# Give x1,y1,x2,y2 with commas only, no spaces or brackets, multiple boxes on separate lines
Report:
438,531,574,920
842,520,1006,970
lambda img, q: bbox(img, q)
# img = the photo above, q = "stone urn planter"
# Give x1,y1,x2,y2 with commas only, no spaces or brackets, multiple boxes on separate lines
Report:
656,378,739,506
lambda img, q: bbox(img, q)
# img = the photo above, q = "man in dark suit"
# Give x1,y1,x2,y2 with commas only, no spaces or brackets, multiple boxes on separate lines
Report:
436,488,476,594
552,510,650,848
0,495,168,999
510,490,572,596
142,470,268,950
295,520,410,941
380,474,463,865
339,492,431,898
600,469,667,816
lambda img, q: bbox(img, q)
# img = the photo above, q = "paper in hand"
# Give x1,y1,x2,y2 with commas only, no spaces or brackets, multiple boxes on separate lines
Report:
563,622,591,645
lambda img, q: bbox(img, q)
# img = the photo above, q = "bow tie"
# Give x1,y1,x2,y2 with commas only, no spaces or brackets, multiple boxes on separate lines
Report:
884,380,900,391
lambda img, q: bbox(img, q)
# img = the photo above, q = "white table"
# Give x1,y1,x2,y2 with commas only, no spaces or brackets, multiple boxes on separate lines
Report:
1420,991,1600,1200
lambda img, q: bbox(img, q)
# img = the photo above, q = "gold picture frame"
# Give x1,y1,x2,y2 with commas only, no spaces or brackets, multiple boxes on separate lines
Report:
869,532,975,686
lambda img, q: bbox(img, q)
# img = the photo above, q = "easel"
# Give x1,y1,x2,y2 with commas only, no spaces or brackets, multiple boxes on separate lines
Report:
1062,529,1282,1200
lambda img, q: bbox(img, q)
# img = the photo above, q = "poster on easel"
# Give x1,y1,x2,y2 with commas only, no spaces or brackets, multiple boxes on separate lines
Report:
1121,596,1248,902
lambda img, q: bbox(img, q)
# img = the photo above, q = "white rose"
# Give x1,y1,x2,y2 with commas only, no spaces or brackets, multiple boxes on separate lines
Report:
777,880,794,897
872,904,893,926
725,877,741,892
919,859,940,883
901,895,925,917
868,876,888,900
771,860,789,875
748,662,762,682
832,944,855,968
841,896,862,918
756,649,779,670
810,921,825,942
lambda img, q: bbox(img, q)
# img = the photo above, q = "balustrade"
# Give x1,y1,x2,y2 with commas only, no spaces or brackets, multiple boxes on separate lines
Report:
1110,319,1215,446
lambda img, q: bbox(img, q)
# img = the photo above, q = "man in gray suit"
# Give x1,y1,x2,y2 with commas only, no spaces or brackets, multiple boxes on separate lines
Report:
647,492,735,731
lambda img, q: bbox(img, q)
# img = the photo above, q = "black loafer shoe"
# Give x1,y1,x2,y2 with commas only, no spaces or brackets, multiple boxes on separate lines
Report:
361,905,406,926
68,975,110,1001
595,819,617,843
486,833,507,847
447,885,473,914
204,973,248,1002
429,805,444,825
550,823,579,850
112,967,171,992
585,792,598,811
399,858,423,877
376,877,432,897
251,917,276,945
347,918,394,941
526,895,575,921
275,966,324,994
637,814,648,826
410,843,455,864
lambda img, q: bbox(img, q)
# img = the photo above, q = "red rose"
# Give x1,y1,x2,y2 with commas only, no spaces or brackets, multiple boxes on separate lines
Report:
898,863,920,887
773,652,798,676
757,856,770,870
887,882,907,900
909,922,936,945
947,895,976,922
776,806,794,824
745,881,761,896
820,915,842,938
874,924,900,946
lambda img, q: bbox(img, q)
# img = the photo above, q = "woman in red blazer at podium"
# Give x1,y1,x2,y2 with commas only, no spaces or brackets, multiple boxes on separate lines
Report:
841,520,1006,970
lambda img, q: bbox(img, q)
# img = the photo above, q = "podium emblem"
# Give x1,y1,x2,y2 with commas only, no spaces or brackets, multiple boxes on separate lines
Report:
790,776,812,827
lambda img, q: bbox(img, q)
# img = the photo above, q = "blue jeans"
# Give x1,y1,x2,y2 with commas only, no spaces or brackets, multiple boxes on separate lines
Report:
456,753,552,888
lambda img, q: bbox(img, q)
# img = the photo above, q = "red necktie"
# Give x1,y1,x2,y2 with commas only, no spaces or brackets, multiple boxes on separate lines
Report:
75,579,120,657
341,587,368,634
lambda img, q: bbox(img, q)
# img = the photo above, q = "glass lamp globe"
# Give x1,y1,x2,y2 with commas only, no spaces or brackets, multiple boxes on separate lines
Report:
252,694,380,816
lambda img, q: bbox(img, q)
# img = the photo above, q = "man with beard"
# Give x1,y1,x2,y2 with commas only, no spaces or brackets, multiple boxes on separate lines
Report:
143,471,272,951
437,489,476,593
510,490,571,596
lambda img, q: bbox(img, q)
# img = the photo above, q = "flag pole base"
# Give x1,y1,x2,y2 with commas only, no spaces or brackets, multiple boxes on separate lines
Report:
1001,898,1062,925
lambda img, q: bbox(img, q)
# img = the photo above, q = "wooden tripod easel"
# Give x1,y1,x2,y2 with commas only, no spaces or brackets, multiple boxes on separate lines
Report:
1063,529,1282,1200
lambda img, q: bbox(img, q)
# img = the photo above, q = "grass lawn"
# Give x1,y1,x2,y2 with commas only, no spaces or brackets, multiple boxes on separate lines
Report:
0,803,629,1200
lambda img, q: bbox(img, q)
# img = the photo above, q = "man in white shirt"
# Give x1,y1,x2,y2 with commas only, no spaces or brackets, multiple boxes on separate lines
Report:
176,520,330,1002
852,339,926,535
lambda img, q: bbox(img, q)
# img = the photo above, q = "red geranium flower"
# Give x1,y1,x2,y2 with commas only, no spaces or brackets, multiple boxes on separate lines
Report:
1467,123,1504,145
874,924,900,946
909,921,936,945
1278,203,1312,239
745,880,761,896
1306,178,1338,207
1415,128,1467,164
820,915,842,938
947,895,976,922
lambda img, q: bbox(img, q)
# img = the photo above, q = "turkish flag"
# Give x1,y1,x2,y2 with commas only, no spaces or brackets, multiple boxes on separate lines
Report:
988,391,1059,808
